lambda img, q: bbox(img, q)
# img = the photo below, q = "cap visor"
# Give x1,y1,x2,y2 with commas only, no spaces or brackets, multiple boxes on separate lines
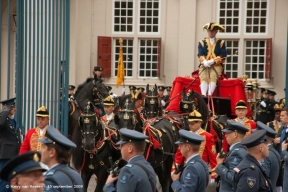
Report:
22,166,47,174
175,141,183,144
38,138,52,144
222,129,233,133
116,140,128,145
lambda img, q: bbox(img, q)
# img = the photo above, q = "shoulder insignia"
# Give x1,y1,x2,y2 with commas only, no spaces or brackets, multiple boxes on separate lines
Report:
125,164,133,168
119,175,127,184
184,172,191,180
265,180,268,187
232,157,239,165
250,164,255,169
45,171,54,176
234,148,240,151
211,145,216,154
233,167,240,173
199,40,204,48
190,161,195,164
222,168,226,172
247,177,256,188
220,40,225,48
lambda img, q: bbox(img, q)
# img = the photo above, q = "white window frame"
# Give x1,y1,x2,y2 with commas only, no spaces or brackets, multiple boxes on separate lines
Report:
217,0,241,35
244,0,269,35
137,38,160,79
138,0,161,35
112,0,135,35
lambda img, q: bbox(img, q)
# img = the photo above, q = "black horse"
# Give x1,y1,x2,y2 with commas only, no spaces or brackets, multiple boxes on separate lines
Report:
75,77,109,116
140,84,179,192
70,101,121,192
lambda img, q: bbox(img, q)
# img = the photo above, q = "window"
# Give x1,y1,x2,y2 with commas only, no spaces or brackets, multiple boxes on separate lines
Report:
139,39,160,77
245,0,267,33
244,40,266,79
114,39,134,77
218,0,272,81
113,0,134,32
224,40,239,78
139,0,160,33
219,0,240,33
109,0,161,79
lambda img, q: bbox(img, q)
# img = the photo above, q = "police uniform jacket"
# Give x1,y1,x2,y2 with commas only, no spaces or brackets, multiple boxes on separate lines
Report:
256,98,274,124
103,155,156,192
215,142,247,192
233,154,273,192
0,108,21,159
44,164,83,192
261,144,280,191
281,150,288,191
171,154,209,192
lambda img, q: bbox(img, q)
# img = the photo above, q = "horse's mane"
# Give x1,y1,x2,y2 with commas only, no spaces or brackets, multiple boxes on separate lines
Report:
75,78,94,98
191,91,209,122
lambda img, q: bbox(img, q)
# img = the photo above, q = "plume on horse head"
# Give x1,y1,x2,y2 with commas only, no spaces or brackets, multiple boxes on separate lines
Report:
179,88,208,122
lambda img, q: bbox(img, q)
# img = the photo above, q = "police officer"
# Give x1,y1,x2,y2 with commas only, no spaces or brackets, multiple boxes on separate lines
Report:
93,66,104,83
68,85,76,100
256,88,274,124
158,86,166,107
103,129,157,192
0,151,46,192
256,121,281,192
215,120,249,192
233,129,273,192
164,86,172,108
0,97,21,192
39,126,83,192
171,129,209,192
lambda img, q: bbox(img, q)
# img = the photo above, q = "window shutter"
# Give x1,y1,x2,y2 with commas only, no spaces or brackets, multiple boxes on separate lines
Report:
265,38,272,79
157,38,161,78
97,36,112,77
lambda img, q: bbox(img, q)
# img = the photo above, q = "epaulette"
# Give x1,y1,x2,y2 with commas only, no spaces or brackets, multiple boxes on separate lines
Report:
45,169,56,176
199,40,204,48
220,40,225,48
125,164,134,168
250,163,255,169
189,161,195,164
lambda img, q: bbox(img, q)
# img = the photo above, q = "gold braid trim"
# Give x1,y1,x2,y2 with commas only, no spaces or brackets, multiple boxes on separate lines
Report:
220,40,225,48
272,120,279,134
197,129,206,158
235,118,252,137
199,40,204,48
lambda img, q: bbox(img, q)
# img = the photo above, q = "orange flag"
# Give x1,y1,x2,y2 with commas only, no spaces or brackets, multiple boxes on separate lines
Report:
116,38,125,87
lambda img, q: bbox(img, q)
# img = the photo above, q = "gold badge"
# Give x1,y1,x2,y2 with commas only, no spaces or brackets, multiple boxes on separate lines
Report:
33,153,39,162
211,145,216,154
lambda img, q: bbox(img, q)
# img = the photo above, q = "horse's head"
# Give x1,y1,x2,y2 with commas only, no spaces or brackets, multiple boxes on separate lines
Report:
144,84,162,119
115,98,139,130
78,101,100,151
91,80,109,105
179,88,196,114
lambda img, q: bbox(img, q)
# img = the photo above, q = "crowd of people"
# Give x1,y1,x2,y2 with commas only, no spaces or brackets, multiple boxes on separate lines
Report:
0,21,287,192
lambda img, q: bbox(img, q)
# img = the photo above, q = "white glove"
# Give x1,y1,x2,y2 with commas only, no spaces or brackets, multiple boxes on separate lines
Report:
202,60,210,68
161,100,166,106
260,101,266,107
208,59,215,66
122,88,125,94
210,178,215,184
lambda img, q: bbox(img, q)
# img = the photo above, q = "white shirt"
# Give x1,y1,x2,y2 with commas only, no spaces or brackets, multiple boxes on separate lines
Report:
277,121,282,128
209,38,215,45
193,129,200,135
106,113,114,121
237,118,244,123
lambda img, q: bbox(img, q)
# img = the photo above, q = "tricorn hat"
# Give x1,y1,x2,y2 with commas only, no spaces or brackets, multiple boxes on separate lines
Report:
203,22,225,32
